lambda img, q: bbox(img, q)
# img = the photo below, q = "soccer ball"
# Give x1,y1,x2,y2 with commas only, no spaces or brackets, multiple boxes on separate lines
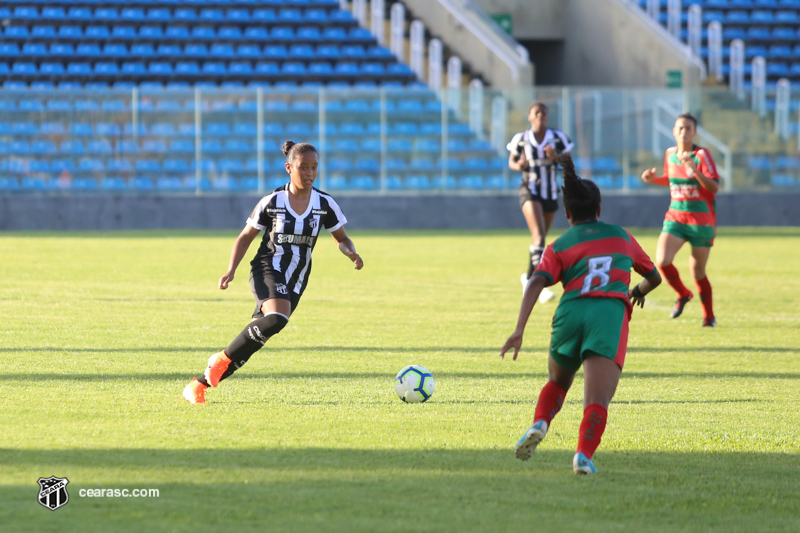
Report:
394,365,435,403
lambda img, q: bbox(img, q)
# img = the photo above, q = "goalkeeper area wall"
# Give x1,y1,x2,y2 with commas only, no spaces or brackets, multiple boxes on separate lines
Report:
1,192,797,231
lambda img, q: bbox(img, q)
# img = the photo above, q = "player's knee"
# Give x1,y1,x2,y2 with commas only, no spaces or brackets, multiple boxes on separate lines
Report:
250,313,289,343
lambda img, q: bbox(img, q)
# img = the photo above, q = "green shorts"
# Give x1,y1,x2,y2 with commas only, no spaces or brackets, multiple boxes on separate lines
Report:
662,220,715,247
549,298,629,371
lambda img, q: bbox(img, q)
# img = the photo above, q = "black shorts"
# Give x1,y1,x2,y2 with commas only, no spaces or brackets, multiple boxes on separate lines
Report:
518,183,559,213
249,267,302,318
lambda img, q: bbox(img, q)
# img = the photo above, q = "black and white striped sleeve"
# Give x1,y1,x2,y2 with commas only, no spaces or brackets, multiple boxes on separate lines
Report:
506,132,524,154
554,130,574,154
246,194,274,231
321,195,347,232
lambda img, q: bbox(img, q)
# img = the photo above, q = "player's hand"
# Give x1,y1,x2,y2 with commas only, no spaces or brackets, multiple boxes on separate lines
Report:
516,152,530,171
348,252,364,270
641,168,657,183
500,331,523,360
628,288,646,308
678,151,697,169
218,272,234,290
544,145,558,160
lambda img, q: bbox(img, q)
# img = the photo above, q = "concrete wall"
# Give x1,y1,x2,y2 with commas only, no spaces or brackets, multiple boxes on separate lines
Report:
400,0,534,87
475,0,564,40
473,0,704,88
1,192,797,231
560,0,704,87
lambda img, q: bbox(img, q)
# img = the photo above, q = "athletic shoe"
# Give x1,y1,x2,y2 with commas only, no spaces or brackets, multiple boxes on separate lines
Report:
702,317,717,327
182,378,207,404
573,452,598,475
204,351,232,388
670,293,693,318
514,420,548,461
538,287,556,304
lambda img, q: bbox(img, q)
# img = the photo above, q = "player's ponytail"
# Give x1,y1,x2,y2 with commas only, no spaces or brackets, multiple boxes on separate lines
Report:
282,140,318,163
558,153,602,222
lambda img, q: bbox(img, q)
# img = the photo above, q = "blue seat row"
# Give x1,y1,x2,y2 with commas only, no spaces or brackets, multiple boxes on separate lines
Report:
0,43,395,62
0,23,371,42
0,7,351,26
3,60,413,81
641,0,800,8
0,116,463,136
1,79,423,90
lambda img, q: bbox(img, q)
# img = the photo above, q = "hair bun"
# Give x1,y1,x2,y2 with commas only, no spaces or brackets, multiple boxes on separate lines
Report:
281,140,295,156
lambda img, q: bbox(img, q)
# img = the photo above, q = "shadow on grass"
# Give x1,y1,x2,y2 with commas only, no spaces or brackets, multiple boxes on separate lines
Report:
1,448,797,532
1,371,798,382
2,345,799,355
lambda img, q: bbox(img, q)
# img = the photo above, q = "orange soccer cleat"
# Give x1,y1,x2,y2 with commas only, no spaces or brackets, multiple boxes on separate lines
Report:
182,378,207,404
204,351,232,388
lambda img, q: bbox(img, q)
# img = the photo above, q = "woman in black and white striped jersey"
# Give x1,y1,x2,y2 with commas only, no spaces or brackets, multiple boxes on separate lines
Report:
507,102,574,303
183,140,364,404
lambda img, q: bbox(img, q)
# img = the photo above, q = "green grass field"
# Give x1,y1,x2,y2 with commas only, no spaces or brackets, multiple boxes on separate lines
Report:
1,227,799,532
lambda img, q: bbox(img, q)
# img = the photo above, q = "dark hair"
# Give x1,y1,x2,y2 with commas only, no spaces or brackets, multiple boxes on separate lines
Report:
558,153,602,222
676,113,697,128
528,102,548,114
282,140,318,163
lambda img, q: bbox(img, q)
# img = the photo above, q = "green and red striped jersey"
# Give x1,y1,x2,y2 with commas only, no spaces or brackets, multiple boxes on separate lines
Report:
535,221,656,314
662,145,719,227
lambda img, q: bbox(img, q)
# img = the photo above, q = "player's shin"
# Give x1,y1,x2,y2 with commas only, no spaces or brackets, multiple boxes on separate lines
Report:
659,264,692,298
527,245,545,278
205,313,290,384
533,381,567,426
576,404,608,459
695,276,714,319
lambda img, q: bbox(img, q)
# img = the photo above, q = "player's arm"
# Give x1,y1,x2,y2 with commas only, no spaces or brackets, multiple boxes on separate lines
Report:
641,168,669,186
219,224,261,289
500,273,549,360
628,269,662,308
330,226,363,270
642,151,671,186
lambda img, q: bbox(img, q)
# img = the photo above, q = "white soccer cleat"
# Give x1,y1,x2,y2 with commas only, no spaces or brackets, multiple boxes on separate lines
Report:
515,420,548,461
538,287,556,303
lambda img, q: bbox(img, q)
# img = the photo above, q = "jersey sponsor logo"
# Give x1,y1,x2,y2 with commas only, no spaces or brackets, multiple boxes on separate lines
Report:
311,209,328,215
670,183,702,201
266,207,288,215
38,476,70,511
276,233,317,246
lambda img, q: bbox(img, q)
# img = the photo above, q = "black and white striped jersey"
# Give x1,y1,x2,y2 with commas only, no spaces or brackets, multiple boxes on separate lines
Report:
507,128,574,201
246,184,347,295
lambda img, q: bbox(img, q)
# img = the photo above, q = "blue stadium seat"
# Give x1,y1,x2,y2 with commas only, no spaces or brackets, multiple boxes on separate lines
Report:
203,62,228,77
164,159,190,173
351,175,376,190
174,8,198,23
297,27,322,41
770,174,796,186
131,177,154,190
22,43,48,59
748,156,772,170
136,159,161,174
166,26,190,40
101,177,127,190
245,27,270,41
60,140,86,155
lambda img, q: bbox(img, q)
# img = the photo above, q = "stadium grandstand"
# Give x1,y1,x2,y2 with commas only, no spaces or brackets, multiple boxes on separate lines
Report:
0,0,799,201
